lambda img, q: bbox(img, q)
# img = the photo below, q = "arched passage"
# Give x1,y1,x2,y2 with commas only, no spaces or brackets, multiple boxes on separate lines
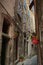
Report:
1,13,19,65
1,17,10,65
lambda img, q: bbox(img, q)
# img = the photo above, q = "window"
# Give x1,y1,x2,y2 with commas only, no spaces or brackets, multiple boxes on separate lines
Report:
2,18,10,34
24,32,26,38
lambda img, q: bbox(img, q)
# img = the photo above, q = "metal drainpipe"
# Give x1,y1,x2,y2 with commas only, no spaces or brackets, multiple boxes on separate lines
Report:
34,0,42,65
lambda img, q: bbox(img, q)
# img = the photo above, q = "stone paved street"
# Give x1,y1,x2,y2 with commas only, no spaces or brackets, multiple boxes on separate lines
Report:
17,55,37,65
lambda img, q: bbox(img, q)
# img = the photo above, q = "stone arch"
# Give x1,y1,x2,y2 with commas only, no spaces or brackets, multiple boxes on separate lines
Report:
1,13,13,65
1,13,20,65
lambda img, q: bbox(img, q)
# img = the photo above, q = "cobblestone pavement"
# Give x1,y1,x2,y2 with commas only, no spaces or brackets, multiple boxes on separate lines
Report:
17,55,37,65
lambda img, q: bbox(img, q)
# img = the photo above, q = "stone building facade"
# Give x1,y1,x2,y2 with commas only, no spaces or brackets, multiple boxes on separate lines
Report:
0,0,28,65
36,0,43,42
36,0,43,65
30,0,43,64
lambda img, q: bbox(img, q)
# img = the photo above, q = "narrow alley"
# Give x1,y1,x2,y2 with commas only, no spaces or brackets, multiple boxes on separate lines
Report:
0,0,43,65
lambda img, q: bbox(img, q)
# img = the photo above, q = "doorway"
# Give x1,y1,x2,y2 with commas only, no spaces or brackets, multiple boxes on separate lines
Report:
1,18,10,65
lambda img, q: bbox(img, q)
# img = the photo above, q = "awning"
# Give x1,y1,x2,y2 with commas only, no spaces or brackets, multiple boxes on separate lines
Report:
29,0,34,10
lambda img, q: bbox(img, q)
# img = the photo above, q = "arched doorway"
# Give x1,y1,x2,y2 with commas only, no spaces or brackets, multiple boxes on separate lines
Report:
1,18,10,65
1,13,19,65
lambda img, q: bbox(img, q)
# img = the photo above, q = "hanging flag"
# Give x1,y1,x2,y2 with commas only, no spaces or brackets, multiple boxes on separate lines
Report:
32,37,39,45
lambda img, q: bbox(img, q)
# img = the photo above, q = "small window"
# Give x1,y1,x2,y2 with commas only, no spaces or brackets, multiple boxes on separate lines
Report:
2,18,10,34
24,39,26,44
24,32,26,37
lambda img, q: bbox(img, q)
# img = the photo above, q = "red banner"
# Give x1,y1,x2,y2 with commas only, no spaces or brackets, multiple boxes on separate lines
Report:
32,37,39,45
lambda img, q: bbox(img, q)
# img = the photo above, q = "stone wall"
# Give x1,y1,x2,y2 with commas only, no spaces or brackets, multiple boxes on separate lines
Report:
0,1,17,65
36,0,43,65
0,1,28,65
0,0,15,17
